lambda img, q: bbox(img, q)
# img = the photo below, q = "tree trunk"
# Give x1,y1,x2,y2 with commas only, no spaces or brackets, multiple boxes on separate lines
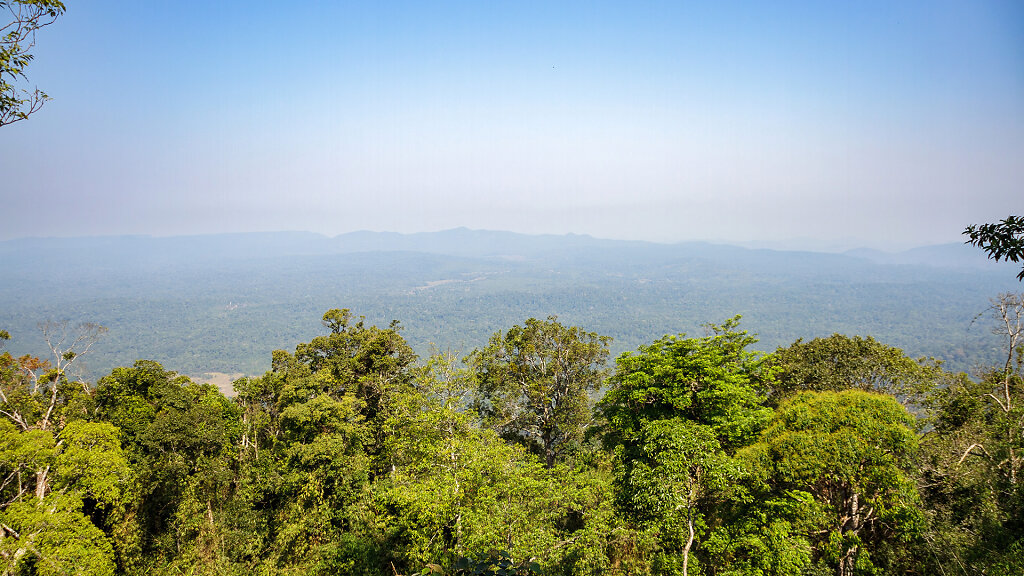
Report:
838,549,857,576
542,428,556,469
838,493,860,576
35,466,49,500
682,509,695,576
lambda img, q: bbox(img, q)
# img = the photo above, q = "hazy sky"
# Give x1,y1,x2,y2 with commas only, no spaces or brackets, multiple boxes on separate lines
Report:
2,1,1021,249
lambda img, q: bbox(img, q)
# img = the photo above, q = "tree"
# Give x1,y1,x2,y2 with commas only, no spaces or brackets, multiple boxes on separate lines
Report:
744,391,922,576
93,360,243,575
292,308,417,432
375,351,615,576
965,215,1024,281
598,317,772,575
599,317,772,454
470,316,610,468
0,322,106,497
770,334,941,406
1,0,66,126
0,322,106,432
220,310,418,574
0,326,128,576
915,293,1024,574
617,419,732,576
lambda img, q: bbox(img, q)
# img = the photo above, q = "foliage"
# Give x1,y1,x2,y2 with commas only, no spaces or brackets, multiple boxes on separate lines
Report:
0,421,129,576
600,316,772,453
470,316,610,468
291,308,417,459
184,309,424,575
598,317,771,575
4,300,1024,575
741,390,923,576
0,326,128,575
93,360,243,574
412,549,544,576
770,333,942,405
965,215,1024,280
0,0,65,126
914,293,1024,574
372,351,618,576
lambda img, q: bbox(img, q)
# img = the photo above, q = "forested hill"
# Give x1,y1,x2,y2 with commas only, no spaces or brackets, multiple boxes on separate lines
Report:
1,229,1019,380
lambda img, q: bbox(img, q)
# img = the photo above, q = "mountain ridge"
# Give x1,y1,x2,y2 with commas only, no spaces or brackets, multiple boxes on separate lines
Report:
0,228,1008,272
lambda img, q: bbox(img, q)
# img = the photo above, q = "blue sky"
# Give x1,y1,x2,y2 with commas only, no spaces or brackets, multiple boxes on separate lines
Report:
2,0,1021,249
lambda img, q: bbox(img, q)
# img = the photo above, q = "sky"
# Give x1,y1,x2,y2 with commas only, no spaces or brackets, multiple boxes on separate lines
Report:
1,0,1022,250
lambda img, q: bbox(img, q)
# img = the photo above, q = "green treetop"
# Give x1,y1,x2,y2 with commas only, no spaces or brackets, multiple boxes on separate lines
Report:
743,390,922,576
598,317,772,576
469,316,610,468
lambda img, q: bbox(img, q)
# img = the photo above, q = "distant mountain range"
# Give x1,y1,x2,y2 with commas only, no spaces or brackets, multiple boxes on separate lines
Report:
1,228,1010,268
2,229,1020,382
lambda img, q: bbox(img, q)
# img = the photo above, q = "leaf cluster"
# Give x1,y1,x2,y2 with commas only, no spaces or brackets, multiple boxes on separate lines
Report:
0,0,65,125
965,215,1024,280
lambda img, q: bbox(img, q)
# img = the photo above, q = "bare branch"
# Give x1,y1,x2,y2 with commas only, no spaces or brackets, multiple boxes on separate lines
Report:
956,443,991,466
39,320,108,384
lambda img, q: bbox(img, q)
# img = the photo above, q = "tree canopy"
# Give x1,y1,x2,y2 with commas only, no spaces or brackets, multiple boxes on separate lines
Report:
598,317,770,576
743,390,922,576
769,333,941,404
3,302,1024,575
470,316,610,468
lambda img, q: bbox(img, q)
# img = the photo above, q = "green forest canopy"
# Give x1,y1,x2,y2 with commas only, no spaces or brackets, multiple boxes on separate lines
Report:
2,302,1023,576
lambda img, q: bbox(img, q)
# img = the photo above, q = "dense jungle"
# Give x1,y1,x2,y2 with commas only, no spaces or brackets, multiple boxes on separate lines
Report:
2,291,1023,575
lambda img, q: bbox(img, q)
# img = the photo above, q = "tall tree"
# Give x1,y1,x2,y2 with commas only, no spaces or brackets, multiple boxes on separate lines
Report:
375,351,617,576
0,420,130,576
745,390,922,576
598,317,772,575
0,326,128,576
470,316,610,468
916,293,1024,574
292,308,416,427
965,215,1024,281
93,360,242,575
1,0,65,126
225,309,417,574
0,321,106,482
599,317,772,454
